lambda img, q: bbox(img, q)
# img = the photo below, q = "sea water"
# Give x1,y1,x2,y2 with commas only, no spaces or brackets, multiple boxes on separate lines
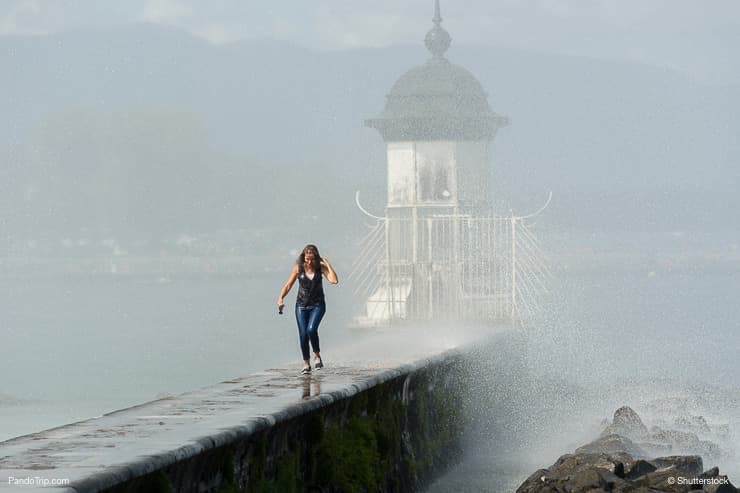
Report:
0,271,355,439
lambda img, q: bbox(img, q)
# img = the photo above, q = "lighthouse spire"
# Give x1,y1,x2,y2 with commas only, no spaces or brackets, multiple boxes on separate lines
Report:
425,0,451,59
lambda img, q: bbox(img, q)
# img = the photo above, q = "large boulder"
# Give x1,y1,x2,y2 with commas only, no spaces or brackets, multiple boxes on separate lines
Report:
517,451,738,493
634,466,695,492
516,406,737,492
515,469,553,493
649,455,703,476
600,406,649,440
562,468,628,493
623,458,657,479
516,463,632,493
550,452,631,477
705,478,737,493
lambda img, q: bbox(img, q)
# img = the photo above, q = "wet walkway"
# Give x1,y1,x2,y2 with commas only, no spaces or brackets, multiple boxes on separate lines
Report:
0,324,501,492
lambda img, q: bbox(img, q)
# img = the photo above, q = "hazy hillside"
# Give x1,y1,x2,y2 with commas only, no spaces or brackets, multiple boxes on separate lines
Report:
1,24,738,253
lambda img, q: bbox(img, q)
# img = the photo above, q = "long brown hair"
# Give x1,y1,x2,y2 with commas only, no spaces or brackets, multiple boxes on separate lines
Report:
297,244,321,272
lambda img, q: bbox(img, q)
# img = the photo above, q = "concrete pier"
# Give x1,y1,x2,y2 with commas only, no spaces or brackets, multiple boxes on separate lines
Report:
0,327,502,492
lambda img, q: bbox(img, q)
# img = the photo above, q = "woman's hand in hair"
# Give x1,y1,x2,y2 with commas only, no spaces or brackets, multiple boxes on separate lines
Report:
321,258,338,284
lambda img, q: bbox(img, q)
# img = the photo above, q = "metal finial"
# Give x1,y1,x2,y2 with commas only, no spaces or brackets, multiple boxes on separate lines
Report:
425,0,451,58
433,0,442,25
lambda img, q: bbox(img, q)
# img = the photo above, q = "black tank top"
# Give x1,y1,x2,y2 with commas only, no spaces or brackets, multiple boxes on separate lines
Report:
296,264,325,306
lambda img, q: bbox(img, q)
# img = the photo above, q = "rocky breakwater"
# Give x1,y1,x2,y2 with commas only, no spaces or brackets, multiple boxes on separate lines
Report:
517,406,737,492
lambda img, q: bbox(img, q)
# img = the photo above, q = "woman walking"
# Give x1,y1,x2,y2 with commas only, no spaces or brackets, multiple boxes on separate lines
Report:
278,244,338,374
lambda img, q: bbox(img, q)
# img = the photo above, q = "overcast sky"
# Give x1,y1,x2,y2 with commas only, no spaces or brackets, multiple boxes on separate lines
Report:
2,0,739,84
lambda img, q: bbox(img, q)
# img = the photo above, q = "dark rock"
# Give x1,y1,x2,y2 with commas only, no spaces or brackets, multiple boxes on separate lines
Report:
696,470,738,493
563,468,613,492
635,466,693,492
551,452,631,476
575,433,646,458
515,468,559,493
604,406,649,439
649,456,703,476
624,459,658,479
515,448,739,493
704,477,737,493
517,465,632,493
516,403,738,493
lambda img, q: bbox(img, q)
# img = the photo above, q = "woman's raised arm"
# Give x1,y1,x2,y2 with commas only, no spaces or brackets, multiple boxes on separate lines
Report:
321,258,338,284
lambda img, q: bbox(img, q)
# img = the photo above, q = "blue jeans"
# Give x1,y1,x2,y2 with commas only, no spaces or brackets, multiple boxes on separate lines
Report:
295,303,325,361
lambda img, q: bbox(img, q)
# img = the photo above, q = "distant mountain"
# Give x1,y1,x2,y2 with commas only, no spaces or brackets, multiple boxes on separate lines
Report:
1,23,738,246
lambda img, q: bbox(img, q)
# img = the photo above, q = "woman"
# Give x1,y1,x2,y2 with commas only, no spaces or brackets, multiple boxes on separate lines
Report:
278,244,338,374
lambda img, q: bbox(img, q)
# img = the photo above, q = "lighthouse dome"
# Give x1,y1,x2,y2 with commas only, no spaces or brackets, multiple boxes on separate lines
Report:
366,4,507,141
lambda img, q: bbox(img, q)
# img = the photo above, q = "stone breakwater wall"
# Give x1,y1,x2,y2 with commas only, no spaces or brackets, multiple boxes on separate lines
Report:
0,348,472,493
106,358,466,493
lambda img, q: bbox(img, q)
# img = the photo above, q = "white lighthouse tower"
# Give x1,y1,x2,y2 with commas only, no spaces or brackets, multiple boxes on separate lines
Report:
352,1,547,326
367,1,507,213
